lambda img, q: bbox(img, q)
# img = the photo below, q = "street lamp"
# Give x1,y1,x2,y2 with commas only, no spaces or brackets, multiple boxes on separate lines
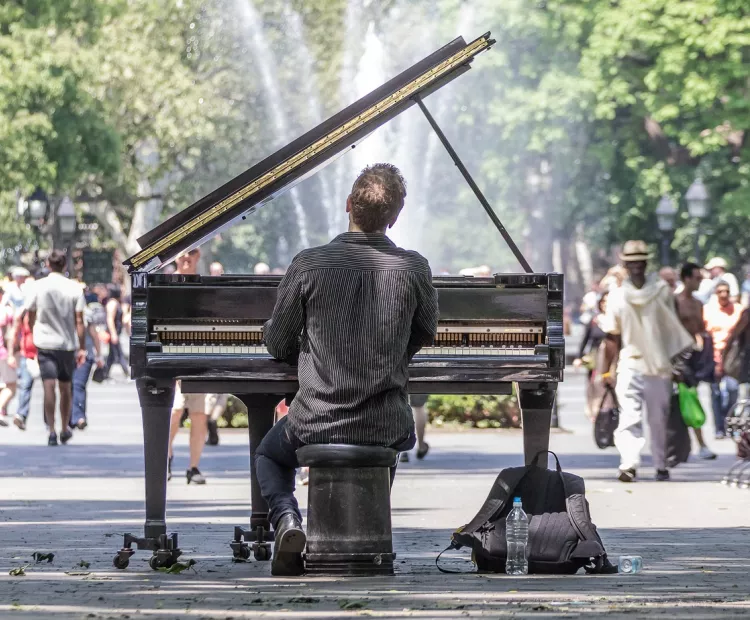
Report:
26,187,50,224
57,196,77,237
686,177,710,263
656,194,677,266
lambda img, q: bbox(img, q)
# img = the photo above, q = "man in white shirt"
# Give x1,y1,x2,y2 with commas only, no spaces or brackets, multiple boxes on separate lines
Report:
599,241,693,483
700,257,740,304
22,251,86,446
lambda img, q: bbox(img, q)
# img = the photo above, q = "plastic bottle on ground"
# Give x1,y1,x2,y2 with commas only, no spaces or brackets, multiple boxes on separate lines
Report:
505,496,529,575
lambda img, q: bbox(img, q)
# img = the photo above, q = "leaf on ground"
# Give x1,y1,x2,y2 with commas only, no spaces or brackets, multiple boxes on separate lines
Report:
339,600,368,610
65,571,92,576
9,565,29,576
32,552,55,563
158,559,197,574
288,597,320,604
78,560,91,569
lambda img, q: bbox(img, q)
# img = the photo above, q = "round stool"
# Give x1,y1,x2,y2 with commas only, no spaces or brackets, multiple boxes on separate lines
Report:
296,444,398,575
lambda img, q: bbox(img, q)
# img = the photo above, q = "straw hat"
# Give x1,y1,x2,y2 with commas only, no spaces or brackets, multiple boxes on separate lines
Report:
619,240,652,263
704,257,728,271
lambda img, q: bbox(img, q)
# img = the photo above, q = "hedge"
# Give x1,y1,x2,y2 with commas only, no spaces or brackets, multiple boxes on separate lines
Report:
219,393,520,430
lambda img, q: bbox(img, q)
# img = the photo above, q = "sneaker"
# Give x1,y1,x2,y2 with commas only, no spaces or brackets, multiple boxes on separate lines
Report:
60,430,73,445
0,410,8,427
715,432,726,440
416,443,430,460
655,469,670,481
48,433,58,447
167,456,173,481
698,446,717,460
399,452,410,463
186,467,206,485
13,416,26,431
617,468,636,483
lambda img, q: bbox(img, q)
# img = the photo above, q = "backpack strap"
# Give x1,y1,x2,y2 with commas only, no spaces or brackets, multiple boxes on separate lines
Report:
458,465,528,537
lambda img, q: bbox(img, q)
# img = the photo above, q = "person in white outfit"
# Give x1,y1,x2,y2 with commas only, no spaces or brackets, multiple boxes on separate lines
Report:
598,240,693,483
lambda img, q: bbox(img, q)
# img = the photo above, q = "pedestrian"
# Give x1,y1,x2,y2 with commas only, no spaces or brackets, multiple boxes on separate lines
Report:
205,393,227,446
209,261,224,276
400,395,430,462
167,248,214,484
704,280,743,438
579,282,602,326
0,301,16,425
0,267,30,311
6,309,38,430
704,257,740,302
256,163,439,575
573,291,609,420
254,262,270,275
70,290,105,430
17,251,86,445
674,262,716,459
659,266,678,291
740,266,750,308
104,284,129,379
598,240,694,482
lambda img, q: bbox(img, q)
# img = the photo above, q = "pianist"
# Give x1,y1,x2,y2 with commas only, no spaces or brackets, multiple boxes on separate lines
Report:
256,163,439,576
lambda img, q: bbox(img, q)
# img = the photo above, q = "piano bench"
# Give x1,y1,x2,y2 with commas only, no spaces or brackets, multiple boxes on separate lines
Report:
296,444,398,576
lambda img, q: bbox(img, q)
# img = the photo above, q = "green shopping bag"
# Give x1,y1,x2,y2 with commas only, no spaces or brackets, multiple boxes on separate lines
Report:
677,383,706,429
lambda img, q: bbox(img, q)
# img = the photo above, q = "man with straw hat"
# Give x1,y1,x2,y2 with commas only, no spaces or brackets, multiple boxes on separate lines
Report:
598,240,693,482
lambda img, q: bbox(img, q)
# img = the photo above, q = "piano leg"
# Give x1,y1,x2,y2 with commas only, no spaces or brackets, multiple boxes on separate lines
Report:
113,378,181,571
230,394,278,562
518,383,558,466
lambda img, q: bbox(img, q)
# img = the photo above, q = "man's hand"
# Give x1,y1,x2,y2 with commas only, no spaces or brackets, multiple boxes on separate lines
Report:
572,358,583,369
76,349,87,367
6,354,16,370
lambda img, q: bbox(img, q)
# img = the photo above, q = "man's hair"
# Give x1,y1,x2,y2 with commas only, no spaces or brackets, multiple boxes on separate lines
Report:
349,163,407,233
47,250,67,273
680,262,701,282
715,279,731,292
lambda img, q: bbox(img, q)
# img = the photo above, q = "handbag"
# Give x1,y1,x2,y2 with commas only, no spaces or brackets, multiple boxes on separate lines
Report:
677,383,706,428
594,385,619,449
25,356,41,380
723,338,743,380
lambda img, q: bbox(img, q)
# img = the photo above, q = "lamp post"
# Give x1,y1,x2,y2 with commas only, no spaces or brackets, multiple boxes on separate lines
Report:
23,187,51,227
686,177,709,264
56,196,77,273
655,195,677,266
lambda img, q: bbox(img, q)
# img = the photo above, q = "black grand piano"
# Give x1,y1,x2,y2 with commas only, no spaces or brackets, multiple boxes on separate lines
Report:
115,32,564,570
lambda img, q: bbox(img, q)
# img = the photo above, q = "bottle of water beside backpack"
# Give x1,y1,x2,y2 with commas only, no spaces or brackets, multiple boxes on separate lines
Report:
505,497,529,575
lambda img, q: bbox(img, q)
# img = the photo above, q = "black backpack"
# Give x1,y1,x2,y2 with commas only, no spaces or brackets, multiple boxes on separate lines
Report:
438,451,617,575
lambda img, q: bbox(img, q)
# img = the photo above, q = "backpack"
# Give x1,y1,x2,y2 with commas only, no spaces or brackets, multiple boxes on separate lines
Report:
438,451,617,575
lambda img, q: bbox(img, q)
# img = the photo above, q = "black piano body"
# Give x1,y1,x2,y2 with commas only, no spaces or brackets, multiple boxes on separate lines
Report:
116,32,565,569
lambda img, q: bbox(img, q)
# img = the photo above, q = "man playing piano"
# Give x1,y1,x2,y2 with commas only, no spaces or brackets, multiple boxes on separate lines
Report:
256,163,439,576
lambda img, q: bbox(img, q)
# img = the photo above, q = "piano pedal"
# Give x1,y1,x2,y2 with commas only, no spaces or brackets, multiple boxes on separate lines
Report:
113,532,181,570
231,525,273,562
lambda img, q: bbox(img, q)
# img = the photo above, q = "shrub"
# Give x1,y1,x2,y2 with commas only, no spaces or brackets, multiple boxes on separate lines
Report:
426,394,520,429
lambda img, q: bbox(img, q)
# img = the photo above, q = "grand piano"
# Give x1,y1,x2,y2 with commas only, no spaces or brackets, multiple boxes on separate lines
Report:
114,32,564,570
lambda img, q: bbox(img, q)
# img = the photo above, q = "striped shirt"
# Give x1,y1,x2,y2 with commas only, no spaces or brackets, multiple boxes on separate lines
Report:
264,232,439,446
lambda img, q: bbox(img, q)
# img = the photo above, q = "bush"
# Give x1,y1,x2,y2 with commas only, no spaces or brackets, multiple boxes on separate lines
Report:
426,394,520,429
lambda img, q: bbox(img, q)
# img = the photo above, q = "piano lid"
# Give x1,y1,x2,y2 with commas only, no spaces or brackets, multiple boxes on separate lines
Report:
125,32,495,273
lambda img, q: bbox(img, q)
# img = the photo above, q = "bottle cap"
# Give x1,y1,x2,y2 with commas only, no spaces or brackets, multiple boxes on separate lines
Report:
513,497,522,504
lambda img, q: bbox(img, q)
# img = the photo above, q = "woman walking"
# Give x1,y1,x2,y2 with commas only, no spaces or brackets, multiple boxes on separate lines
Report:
573,292,609,420
104,284,129,379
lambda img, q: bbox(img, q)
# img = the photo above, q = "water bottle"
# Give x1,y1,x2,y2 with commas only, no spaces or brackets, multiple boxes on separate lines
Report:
505,497,529,575
618,555,643,574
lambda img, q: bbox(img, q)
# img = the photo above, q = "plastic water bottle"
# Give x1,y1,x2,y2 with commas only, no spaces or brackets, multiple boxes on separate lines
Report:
618,555,643,574
505,497,529,575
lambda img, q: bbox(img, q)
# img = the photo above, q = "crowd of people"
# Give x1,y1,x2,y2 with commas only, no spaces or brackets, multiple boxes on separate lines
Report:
574,241,750,481
0,252,131,443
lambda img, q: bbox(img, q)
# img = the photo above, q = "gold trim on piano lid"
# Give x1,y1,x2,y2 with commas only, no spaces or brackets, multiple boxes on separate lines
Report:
127,35,492,270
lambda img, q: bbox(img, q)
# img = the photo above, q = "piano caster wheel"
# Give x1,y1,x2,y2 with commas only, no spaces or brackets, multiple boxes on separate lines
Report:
254,544,271,562
113,550,133,570
149,553,178,571
231,544,251,561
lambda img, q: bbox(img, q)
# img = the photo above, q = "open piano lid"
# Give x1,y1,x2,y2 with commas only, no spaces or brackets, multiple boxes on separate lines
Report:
124,32,495,274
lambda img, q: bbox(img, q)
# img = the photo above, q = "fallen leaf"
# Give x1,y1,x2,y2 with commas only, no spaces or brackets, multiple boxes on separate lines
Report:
78,560,91,569
158,559,197,574
9,565,29,577
339,600,368,610
65,571,92,576
32,552,55,564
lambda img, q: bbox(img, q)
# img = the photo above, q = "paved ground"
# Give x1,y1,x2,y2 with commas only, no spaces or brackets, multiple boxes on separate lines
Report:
0,368,748,619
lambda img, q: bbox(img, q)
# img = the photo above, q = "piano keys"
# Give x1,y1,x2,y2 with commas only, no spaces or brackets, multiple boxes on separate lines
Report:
114,31,564,570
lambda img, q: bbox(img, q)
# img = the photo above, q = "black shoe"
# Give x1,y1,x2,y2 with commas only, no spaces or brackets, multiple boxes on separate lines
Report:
60,430,73,444
618,468,636,483
206,419,220,446
272,514,306,577
186,467,206,485
0,411,8,427
399,452,410,463
13,416,26,431
655,469,670,481
416,443,430,460
48,433,58,447
167,456,173,481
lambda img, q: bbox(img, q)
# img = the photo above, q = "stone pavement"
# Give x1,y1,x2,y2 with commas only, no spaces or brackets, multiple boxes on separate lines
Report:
0,370,749,619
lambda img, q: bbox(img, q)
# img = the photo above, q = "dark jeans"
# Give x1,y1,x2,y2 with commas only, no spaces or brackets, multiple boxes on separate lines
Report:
255,417,416,528
711,377,739,434
16,356,34,421
105,339,128,378
71,355,94,426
